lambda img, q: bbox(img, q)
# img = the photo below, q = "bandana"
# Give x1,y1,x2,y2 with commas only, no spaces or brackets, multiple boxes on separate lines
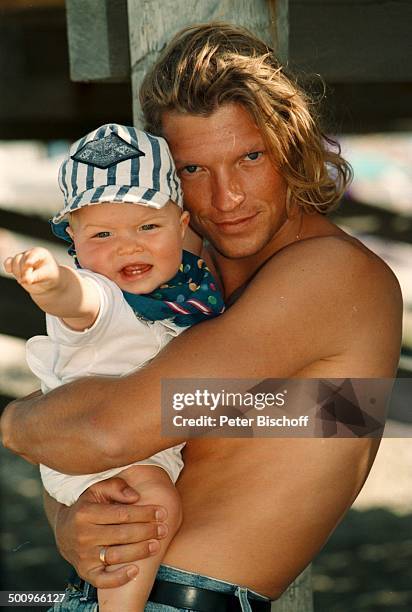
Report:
122,250,225,327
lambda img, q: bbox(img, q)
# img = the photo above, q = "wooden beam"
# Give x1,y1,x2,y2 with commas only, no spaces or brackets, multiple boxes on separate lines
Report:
65,0,130,82
268,0,289,64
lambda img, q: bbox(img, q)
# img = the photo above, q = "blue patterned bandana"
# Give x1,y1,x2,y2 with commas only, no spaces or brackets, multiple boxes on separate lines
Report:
122,250,225,327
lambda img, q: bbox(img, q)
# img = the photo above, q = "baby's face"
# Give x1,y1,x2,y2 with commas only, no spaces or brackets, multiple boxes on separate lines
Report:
68,201,189,294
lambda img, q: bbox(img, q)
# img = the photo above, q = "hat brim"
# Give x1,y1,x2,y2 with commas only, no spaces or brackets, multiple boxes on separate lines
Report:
52,185,180,224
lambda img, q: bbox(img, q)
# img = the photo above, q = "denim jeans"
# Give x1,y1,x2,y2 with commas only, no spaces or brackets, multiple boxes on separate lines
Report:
50,564,271,611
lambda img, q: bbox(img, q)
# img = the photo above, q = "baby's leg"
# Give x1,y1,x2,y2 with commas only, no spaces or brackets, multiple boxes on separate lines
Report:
97,464,182,612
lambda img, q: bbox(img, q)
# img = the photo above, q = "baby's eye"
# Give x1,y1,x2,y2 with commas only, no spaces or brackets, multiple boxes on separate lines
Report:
94,231,111,238
140,224,158,231
244,151,262,161
181,165,200,175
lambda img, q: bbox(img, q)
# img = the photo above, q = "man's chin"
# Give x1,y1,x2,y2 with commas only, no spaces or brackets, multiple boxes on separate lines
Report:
211,238,265,260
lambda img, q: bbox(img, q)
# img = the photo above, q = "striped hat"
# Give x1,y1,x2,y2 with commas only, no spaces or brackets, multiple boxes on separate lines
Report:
51,123,183,240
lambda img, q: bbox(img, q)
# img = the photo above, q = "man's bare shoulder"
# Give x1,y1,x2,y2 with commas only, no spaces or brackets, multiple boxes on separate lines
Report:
235,234,403,377
261,233,401,302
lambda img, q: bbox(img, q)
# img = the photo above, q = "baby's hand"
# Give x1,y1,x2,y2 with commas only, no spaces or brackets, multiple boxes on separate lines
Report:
3,247,61,294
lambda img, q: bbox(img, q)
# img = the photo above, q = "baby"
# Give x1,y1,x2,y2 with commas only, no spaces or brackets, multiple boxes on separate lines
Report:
4,124,224,612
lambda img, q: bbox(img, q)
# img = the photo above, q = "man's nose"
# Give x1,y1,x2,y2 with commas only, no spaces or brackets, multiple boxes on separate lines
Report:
117,237,144,256
212,172,245,212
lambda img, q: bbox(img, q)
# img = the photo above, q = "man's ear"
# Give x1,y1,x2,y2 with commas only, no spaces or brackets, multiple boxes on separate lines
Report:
66,225,74,240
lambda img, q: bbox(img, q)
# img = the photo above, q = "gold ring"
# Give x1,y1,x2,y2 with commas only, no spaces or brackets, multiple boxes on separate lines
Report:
99,547,108,566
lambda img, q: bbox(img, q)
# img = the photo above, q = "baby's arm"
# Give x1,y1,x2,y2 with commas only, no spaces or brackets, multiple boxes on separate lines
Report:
3,247,99,331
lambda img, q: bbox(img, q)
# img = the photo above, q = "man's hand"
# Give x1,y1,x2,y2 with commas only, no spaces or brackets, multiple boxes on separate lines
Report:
52,478,168,588
3,247,61,295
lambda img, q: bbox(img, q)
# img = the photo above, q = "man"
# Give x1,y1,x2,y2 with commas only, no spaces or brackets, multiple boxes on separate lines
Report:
1,22,402,611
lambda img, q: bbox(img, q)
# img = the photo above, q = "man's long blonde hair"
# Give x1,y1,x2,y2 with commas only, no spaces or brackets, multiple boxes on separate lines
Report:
140,22,352,213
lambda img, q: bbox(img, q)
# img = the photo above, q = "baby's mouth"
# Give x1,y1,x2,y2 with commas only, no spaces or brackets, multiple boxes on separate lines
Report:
120,264,153,279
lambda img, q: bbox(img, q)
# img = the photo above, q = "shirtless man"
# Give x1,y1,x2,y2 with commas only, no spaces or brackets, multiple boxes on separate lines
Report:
1,23,402,611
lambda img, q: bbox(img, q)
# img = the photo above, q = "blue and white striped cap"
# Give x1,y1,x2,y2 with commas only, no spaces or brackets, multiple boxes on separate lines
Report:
51,124,183,240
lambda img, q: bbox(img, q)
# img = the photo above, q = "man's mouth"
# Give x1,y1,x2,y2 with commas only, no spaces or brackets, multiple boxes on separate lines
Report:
120,264,153,279
213,213,258,232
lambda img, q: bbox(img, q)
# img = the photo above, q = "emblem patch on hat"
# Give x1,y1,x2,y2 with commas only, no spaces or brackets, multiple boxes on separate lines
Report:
71,133,145,169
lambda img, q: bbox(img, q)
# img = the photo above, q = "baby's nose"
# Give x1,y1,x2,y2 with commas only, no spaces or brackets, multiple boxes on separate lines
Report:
117,239,144,255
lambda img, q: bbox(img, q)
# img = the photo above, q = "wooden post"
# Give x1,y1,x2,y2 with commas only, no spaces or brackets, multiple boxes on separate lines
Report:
65,0,130,82
271,566,313,611
127,0,289,126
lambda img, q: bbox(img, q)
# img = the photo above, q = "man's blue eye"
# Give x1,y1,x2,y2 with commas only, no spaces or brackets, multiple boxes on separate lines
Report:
184,165,199,174
95,231,111,238
246,151,261,161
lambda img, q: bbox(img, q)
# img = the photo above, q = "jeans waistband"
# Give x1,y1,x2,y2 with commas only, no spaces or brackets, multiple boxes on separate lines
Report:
156,565,270,601
68,564,271,611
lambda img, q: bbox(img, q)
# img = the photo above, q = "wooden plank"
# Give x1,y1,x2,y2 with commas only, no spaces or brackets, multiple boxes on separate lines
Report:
268,0,289,64
127,0,289,125
272,566,313,611
65,0,130,82
289,0,412,82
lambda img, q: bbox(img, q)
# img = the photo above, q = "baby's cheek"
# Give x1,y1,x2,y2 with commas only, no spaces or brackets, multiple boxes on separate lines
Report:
161,248,182,279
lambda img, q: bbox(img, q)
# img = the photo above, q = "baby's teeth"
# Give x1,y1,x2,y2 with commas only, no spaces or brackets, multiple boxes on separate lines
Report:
123,265,149,275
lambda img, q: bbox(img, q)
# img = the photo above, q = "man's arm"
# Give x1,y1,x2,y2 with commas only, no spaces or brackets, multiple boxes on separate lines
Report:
3,247,99,330
1,237,402,472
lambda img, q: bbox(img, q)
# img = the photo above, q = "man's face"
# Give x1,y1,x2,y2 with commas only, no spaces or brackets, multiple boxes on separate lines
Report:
162,103,289,260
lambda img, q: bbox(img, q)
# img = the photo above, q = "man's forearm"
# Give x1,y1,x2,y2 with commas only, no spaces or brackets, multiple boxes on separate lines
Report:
1,378,116,471
1,373,183,473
